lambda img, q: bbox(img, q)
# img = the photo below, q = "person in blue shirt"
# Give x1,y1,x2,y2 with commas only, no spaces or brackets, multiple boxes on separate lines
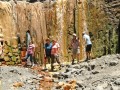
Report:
44,38,52,69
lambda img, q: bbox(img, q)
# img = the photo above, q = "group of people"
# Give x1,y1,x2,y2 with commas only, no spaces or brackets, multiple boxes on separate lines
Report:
44,38,61,71
22,30,92,71
43,32,92,71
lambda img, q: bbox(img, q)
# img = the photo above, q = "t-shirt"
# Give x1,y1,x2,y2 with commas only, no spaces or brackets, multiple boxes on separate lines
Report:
51,42,60,55
27,44,35,54
71,38,79,49
45,42,52,49
44,42,52,55
83,34,92,45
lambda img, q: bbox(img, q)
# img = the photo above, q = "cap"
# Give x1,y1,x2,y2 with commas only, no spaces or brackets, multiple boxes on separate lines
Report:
73,33,77,36
82,31,86,35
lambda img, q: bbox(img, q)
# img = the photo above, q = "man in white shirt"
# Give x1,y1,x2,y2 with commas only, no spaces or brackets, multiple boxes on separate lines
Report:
82,32,92,61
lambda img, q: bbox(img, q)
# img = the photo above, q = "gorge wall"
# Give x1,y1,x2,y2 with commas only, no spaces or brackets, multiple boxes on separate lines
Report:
86,0,120,57
0,1,47,64
0,0,119,64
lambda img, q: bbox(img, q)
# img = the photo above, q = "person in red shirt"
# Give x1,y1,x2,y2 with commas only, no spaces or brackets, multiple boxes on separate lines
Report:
51,39,61,71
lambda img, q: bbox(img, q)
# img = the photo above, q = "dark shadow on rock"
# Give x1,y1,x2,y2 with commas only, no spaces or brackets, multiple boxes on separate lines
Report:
117,20,120,53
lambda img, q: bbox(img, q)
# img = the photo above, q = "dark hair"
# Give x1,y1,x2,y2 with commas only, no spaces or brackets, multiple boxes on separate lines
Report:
27,30,30,33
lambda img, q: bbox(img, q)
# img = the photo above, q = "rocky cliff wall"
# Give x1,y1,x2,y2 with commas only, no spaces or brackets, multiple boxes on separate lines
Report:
0,0,119,63
0,1,47,63
86,0,120,57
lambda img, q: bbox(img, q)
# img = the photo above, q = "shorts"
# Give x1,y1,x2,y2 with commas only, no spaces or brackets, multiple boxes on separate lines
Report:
86,44,92,52
72,48,80,54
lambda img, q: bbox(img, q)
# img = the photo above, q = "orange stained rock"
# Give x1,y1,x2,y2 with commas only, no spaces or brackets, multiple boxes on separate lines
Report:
13,82,24,87
63,83,71,90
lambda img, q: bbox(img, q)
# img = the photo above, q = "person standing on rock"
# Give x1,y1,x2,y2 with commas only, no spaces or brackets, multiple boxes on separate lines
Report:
82,32,92,61
70,33,80,65
44,38,52,69
51,39,61,71
24,41,35,67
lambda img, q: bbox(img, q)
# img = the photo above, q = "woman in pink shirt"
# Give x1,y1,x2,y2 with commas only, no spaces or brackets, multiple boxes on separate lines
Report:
51,39,61,71
24,41,35,67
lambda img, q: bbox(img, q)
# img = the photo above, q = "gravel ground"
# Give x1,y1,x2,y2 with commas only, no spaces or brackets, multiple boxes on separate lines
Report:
1,54,120,90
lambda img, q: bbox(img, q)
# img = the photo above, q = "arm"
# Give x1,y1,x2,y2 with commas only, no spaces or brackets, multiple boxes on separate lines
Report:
83,36,86,46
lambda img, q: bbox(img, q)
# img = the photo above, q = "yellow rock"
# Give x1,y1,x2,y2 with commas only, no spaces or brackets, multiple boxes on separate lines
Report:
4,50,9,53
12,49,18,53
11,56,16,62
9,61,15,65
6,61,15,65
4,56,10,61
8,53,12,57
13,82,24,87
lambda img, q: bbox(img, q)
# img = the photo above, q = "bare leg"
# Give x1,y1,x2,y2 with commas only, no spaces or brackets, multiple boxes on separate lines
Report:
86,52,89,61
44,58,47,69
72,54,76,64
88,51,91,60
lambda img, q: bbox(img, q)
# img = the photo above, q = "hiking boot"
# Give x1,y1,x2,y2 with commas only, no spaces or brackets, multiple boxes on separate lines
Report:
71,60,75,65
72,62,75,65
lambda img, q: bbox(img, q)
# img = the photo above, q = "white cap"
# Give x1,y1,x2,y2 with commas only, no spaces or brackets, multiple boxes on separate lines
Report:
73,33,77,36
82,31,86,35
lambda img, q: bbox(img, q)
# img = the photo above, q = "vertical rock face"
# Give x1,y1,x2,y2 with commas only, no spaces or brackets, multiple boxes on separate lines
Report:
0,1,47,43
0,0,119,63
0,1,47,63
86,0,120,57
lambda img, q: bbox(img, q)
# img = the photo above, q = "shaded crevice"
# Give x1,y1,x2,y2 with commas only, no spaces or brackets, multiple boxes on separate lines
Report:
117,20,120,53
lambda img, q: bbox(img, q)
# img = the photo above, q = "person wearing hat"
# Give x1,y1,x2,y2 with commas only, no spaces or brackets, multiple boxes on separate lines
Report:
44,38,52,69
70,33,80,65
82,32,92,61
